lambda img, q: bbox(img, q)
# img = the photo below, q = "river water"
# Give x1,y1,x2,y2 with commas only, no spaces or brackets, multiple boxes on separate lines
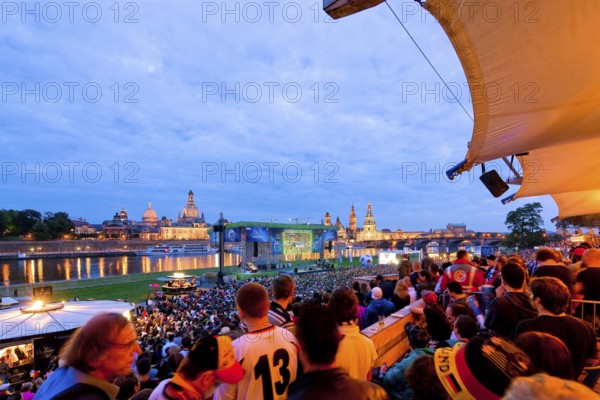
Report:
1,253,243,285
1,248,379,285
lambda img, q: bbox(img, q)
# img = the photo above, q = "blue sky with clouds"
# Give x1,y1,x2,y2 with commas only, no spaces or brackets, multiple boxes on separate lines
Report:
0,0,558,232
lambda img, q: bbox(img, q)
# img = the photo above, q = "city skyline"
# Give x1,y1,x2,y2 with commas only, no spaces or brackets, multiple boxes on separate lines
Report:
1,1,558,233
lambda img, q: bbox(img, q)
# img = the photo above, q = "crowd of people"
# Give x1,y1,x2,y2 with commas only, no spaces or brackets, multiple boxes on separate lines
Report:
5,244,600,399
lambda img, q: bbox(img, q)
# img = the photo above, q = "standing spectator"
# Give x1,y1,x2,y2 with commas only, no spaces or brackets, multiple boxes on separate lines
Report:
329,287,378,381
484,263,536,337
21,382,34,400
531,248,573,293
438,250,485,293
398,254,412,279
575,248,600,303
268,275,296,333
513,277,596,377
287,305,389,400
215,282,298,400
35,313,142,399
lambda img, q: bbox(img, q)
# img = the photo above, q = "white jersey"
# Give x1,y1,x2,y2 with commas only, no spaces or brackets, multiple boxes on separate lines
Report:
215,325,298,400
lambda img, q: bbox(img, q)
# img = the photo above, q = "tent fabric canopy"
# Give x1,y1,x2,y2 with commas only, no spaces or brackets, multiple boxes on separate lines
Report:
324,0,600,217
0,300,133,342
422,0,600,217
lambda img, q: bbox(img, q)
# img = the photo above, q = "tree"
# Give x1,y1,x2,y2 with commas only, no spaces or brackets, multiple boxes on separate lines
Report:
44,212,75,239
556,213,600,230
503,202,547,249
31,221,50,240
15,209,42,235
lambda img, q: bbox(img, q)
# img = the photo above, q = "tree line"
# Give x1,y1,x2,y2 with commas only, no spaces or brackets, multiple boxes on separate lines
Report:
0,209,75,240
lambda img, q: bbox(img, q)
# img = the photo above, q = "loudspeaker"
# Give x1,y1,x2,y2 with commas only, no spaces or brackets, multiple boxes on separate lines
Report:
479,170,509,198
253,242,258,257
328,241,333,251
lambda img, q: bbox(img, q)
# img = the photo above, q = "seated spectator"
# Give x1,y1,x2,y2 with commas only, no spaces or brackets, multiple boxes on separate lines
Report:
513,277,596,377
446,282,476,319
383,323,433,400
422,292,451,342
329,287,378,381
405,355,448,400
376,274,396,301
515,332,575,380
352,281,365,306
391,281,410,311
365,287,395,327
445,303,470,327
453,315,478,341
484,262,536,337
364,279,378,305
416,270,436,297
433,334,534,399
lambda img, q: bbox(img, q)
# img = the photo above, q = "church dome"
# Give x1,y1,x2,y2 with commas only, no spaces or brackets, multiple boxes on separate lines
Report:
182,203,199,219
142,202,158,224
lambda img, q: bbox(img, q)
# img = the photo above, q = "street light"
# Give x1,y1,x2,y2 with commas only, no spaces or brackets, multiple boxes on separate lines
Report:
213,212,226,285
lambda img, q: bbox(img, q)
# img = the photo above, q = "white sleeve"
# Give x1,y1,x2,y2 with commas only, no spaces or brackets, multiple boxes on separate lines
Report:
214,382,238,400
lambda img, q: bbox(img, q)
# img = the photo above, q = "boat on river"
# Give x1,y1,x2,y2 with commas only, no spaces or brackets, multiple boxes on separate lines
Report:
137,244,218,256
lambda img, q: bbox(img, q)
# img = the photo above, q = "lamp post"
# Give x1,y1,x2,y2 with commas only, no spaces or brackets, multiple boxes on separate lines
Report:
213,212,226,285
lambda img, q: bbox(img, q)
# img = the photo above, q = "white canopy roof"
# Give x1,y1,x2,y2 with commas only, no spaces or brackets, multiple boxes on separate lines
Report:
326,0,600,218
422,0,600,217
0,300,133,342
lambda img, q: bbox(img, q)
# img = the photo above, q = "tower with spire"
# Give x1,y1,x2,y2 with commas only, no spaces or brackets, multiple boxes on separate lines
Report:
363,201,376,233
323,212,332,226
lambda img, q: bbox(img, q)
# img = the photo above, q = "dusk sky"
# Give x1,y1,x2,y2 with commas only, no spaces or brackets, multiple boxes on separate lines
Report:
1,1,558,232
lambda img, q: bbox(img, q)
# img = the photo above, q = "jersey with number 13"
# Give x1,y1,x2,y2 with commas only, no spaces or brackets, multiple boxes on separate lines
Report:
215,325,298,400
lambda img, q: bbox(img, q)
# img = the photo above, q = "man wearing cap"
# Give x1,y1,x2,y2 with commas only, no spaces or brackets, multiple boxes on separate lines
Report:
35,313,143,400
365,287,395,327
433,334,534,399
149,335,244,400
215,282,298,400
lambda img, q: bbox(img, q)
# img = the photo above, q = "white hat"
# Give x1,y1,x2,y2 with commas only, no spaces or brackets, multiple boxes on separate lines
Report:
372,287,383,300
